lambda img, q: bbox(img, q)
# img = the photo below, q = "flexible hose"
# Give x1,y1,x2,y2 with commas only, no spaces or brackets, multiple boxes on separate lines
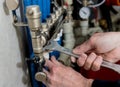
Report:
77,0,82,4
89,0,105,8
58,21,75,66
76,0,105,7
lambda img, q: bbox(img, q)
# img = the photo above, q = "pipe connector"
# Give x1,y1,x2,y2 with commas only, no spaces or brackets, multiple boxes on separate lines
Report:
26,5,41,30
41,23,48,32
80,20,89,36
51,13,56,24
83,0,88,6
58,7,63,14
46,18,52,27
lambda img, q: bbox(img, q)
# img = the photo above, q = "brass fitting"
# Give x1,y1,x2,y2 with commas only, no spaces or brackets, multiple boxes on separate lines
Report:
83,0,88,6
26,5,47,57
26,5,41,30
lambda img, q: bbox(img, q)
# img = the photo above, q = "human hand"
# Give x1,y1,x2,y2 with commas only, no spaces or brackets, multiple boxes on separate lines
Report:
72,32,120,71
42,56,93,87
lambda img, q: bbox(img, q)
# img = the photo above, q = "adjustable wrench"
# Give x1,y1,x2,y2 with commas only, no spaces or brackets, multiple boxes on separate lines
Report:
43,40,120,74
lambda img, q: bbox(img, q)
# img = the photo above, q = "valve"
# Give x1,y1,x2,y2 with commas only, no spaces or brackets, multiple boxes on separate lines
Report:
26,56,45,71
26,56,47,82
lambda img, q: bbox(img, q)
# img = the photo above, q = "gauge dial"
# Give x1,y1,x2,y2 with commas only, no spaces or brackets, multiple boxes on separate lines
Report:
79,7,90,19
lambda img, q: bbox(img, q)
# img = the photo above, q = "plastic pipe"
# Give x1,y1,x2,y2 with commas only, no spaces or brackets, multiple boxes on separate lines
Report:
89,0,105,8
59,21,75,65
64,0,73,5
80,20,89,36
88,27,103,36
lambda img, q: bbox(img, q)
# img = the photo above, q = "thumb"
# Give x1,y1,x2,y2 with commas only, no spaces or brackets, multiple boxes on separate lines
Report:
73,40,93,54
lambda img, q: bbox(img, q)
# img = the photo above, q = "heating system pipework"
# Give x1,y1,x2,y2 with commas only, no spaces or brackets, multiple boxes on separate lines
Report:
4,0,120,87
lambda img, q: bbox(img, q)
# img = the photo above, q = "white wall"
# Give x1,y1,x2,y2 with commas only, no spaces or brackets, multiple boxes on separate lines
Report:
0,0,29,87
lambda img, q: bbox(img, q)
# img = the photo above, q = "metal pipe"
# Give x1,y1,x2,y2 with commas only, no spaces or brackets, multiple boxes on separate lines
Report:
26,5,46,58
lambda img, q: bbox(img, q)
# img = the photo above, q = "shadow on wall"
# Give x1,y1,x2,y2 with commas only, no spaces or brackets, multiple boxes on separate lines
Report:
3,1,31,86
15,26,31,87
3,1,9,15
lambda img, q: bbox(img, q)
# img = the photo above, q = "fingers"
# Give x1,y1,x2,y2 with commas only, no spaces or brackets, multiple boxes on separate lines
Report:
43,68,50,77
43,57,61,86
71,56,76,63
42,69,53,87
51,56,62,66
45,56,62,72
76,52,103,71
91,56,103,71
77,53,87,67
42,69,50,84
84,53,97,70
44,59,54,71
42,68,52,87
71,53,87,64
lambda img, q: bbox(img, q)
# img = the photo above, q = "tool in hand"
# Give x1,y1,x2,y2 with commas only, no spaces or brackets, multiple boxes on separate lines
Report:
43,40,120,74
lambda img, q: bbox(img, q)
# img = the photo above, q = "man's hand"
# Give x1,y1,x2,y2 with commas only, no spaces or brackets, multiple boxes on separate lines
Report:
42,56,93,87
72,32,120,71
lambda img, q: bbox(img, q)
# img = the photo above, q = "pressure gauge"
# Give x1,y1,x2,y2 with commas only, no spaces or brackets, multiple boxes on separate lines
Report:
79,7,90,19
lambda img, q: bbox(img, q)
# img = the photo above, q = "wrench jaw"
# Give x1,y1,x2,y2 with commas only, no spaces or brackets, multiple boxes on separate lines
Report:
42,46,50,52
43,40,73,55
42,40,79,58
42,40,58,52
42,46,52,52
42,41,52,51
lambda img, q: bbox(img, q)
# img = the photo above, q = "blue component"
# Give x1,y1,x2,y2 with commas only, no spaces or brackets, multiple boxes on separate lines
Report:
42,0,47,22
46,0,50,17
23,0,32,13
32,0,39,5
50,51,60,59
38,0,43,22
38,0,43,11
24,0,32,6
50,40,62,59
12,10,16,15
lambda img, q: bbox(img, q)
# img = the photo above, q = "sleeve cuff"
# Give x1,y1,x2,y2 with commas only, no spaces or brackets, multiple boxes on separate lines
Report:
92,80,120,87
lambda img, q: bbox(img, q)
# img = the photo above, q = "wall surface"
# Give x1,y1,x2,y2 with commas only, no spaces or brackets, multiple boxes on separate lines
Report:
0,0,29,87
